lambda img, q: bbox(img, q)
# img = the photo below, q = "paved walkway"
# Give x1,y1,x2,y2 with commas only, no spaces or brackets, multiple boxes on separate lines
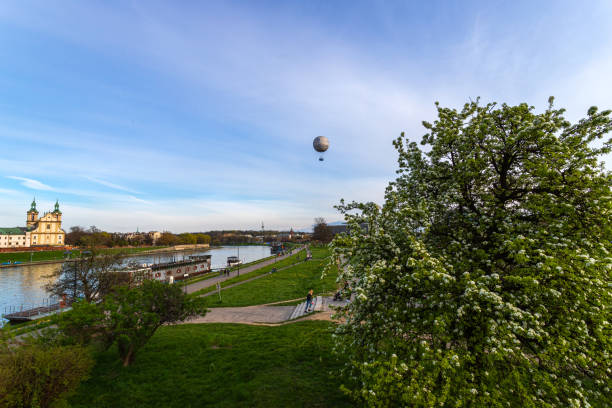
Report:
185,246,305,295
186,305,296,324
183,296,349,325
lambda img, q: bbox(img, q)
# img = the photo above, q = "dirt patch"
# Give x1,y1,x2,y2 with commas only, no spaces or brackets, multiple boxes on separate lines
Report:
209,344,232,349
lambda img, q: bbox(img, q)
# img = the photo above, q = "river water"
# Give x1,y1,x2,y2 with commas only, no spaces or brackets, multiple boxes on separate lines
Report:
0,245,272,321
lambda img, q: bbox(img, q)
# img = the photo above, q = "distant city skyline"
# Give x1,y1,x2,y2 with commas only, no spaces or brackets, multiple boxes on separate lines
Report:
1,1,611,232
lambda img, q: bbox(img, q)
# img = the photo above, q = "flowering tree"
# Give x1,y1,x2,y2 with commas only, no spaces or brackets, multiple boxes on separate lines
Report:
330,98,611,407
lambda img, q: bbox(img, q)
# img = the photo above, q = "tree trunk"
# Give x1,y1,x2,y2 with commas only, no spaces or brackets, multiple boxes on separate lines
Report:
122,346,134,367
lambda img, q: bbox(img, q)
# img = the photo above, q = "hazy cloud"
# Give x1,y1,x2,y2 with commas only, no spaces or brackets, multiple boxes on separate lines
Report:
6,176,54,191
85,176,138,193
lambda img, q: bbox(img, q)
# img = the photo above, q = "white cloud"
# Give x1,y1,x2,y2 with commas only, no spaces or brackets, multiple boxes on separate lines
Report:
85,176,138,193
6,176,54,191
0,188,18,195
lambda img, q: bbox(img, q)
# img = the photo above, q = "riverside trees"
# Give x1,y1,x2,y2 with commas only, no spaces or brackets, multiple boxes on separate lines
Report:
102,280,206,366
54,280,206,366
45,249,125,302
312,217,333,243
330,98,611,407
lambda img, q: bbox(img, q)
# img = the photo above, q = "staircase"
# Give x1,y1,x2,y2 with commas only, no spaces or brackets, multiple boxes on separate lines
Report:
289,296,325,320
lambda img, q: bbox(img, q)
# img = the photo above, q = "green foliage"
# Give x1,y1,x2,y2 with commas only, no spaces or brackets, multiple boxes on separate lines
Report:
53,300,106,346
157,231,178,246
194,233,211,244
312,217,333,243
177,233,197,245
68,322,351,408
100,280,207,366
331,99,612,407
0,338,93,408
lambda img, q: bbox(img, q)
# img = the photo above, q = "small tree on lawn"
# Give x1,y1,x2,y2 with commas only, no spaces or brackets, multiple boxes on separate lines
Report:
312,217,333,243
330,98,611,407
101,280,206,366
45,249,125,302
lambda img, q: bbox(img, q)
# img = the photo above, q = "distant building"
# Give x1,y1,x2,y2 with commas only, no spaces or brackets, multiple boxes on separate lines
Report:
0,227,29,248
0,199,66,248
328,223,368,236
148,231,161,244
277,228,295,241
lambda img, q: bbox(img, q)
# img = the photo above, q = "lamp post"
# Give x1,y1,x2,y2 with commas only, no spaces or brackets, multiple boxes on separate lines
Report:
183,274,189,294
237,246,240,277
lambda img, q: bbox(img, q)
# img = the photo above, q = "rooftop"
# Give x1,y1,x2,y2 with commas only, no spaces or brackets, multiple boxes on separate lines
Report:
0,227,27,235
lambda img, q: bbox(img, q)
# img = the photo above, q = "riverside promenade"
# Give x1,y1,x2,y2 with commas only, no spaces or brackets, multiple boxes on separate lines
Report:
184,246,305,295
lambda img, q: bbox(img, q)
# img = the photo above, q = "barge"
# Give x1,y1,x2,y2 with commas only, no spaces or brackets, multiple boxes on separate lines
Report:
132,254,212,282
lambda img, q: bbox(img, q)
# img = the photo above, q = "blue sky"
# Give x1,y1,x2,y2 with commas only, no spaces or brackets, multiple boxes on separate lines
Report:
1,1,611,232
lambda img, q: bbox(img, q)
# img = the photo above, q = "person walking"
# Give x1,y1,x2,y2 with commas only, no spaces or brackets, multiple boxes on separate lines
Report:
305,289,314,312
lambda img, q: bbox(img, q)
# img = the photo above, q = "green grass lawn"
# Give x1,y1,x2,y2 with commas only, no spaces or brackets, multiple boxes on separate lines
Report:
0,246,168,264
181,252,287,286
309,246,330,259
69,321,352,408
0,250,71,263
98,246,168,255
191,249,310,297
203,255,338,307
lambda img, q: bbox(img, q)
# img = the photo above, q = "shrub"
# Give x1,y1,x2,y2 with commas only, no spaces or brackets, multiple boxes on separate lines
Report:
0,339,93,408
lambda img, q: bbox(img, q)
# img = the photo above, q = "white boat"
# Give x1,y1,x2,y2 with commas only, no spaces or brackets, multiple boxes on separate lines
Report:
227,256,242,266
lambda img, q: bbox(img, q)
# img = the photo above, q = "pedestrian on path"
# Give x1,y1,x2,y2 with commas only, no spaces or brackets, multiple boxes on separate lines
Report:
305,289,314,312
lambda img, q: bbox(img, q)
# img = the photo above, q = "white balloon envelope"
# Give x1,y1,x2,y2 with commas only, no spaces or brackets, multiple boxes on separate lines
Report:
313,136,329,152
313,136,329,161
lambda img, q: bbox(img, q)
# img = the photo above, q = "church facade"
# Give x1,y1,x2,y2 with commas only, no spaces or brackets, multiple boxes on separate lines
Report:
0,199,66,248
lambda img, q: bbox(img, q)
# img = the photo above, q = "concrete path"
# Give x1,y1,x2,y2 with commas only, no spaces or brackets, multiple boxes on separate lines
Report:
183,296,349,325
186,305,295,324
185,246,305,295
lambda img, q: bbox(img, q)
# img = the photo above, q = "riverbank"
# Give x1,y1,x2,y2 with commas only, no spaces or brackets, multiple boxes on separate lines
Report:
0,245,276,321
0,245,199,268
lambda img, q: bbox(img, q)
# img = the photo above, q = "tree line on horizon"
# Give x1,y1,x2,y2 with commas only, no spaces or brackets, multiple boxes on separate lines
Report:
65,226,311,247
64,226,212,247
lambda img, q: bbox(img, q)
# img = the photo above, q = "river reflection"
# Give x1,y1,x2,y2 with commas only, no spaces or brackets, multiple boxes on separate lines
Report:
0,245,271,319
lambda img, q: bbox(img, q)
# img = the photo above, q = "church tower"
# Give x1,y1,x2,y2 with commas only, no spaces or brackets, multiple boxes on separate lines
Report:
26,198,38,227
53,199,62,222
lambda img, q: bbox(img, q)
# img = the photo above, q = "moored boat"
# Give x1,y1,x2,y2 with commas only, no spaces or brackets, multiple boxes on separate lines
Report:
227,256,242,266
121,255,212,282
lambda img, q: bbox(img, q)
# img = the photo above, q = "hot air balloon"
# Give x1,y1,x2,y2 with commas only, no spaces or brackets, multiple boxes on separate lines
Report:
313,136,329,161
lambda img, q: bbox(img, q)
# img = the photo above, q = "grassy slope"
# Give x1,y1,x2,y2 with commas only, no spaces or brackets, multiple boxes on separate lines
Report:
0,250,71,263
203,251,338,307
69,321,351,408
191,249,308,297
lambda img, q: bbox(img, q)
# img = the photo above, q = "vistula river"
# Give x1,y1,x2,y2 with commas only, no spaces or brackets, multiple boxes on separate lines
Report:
0,245,272,323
